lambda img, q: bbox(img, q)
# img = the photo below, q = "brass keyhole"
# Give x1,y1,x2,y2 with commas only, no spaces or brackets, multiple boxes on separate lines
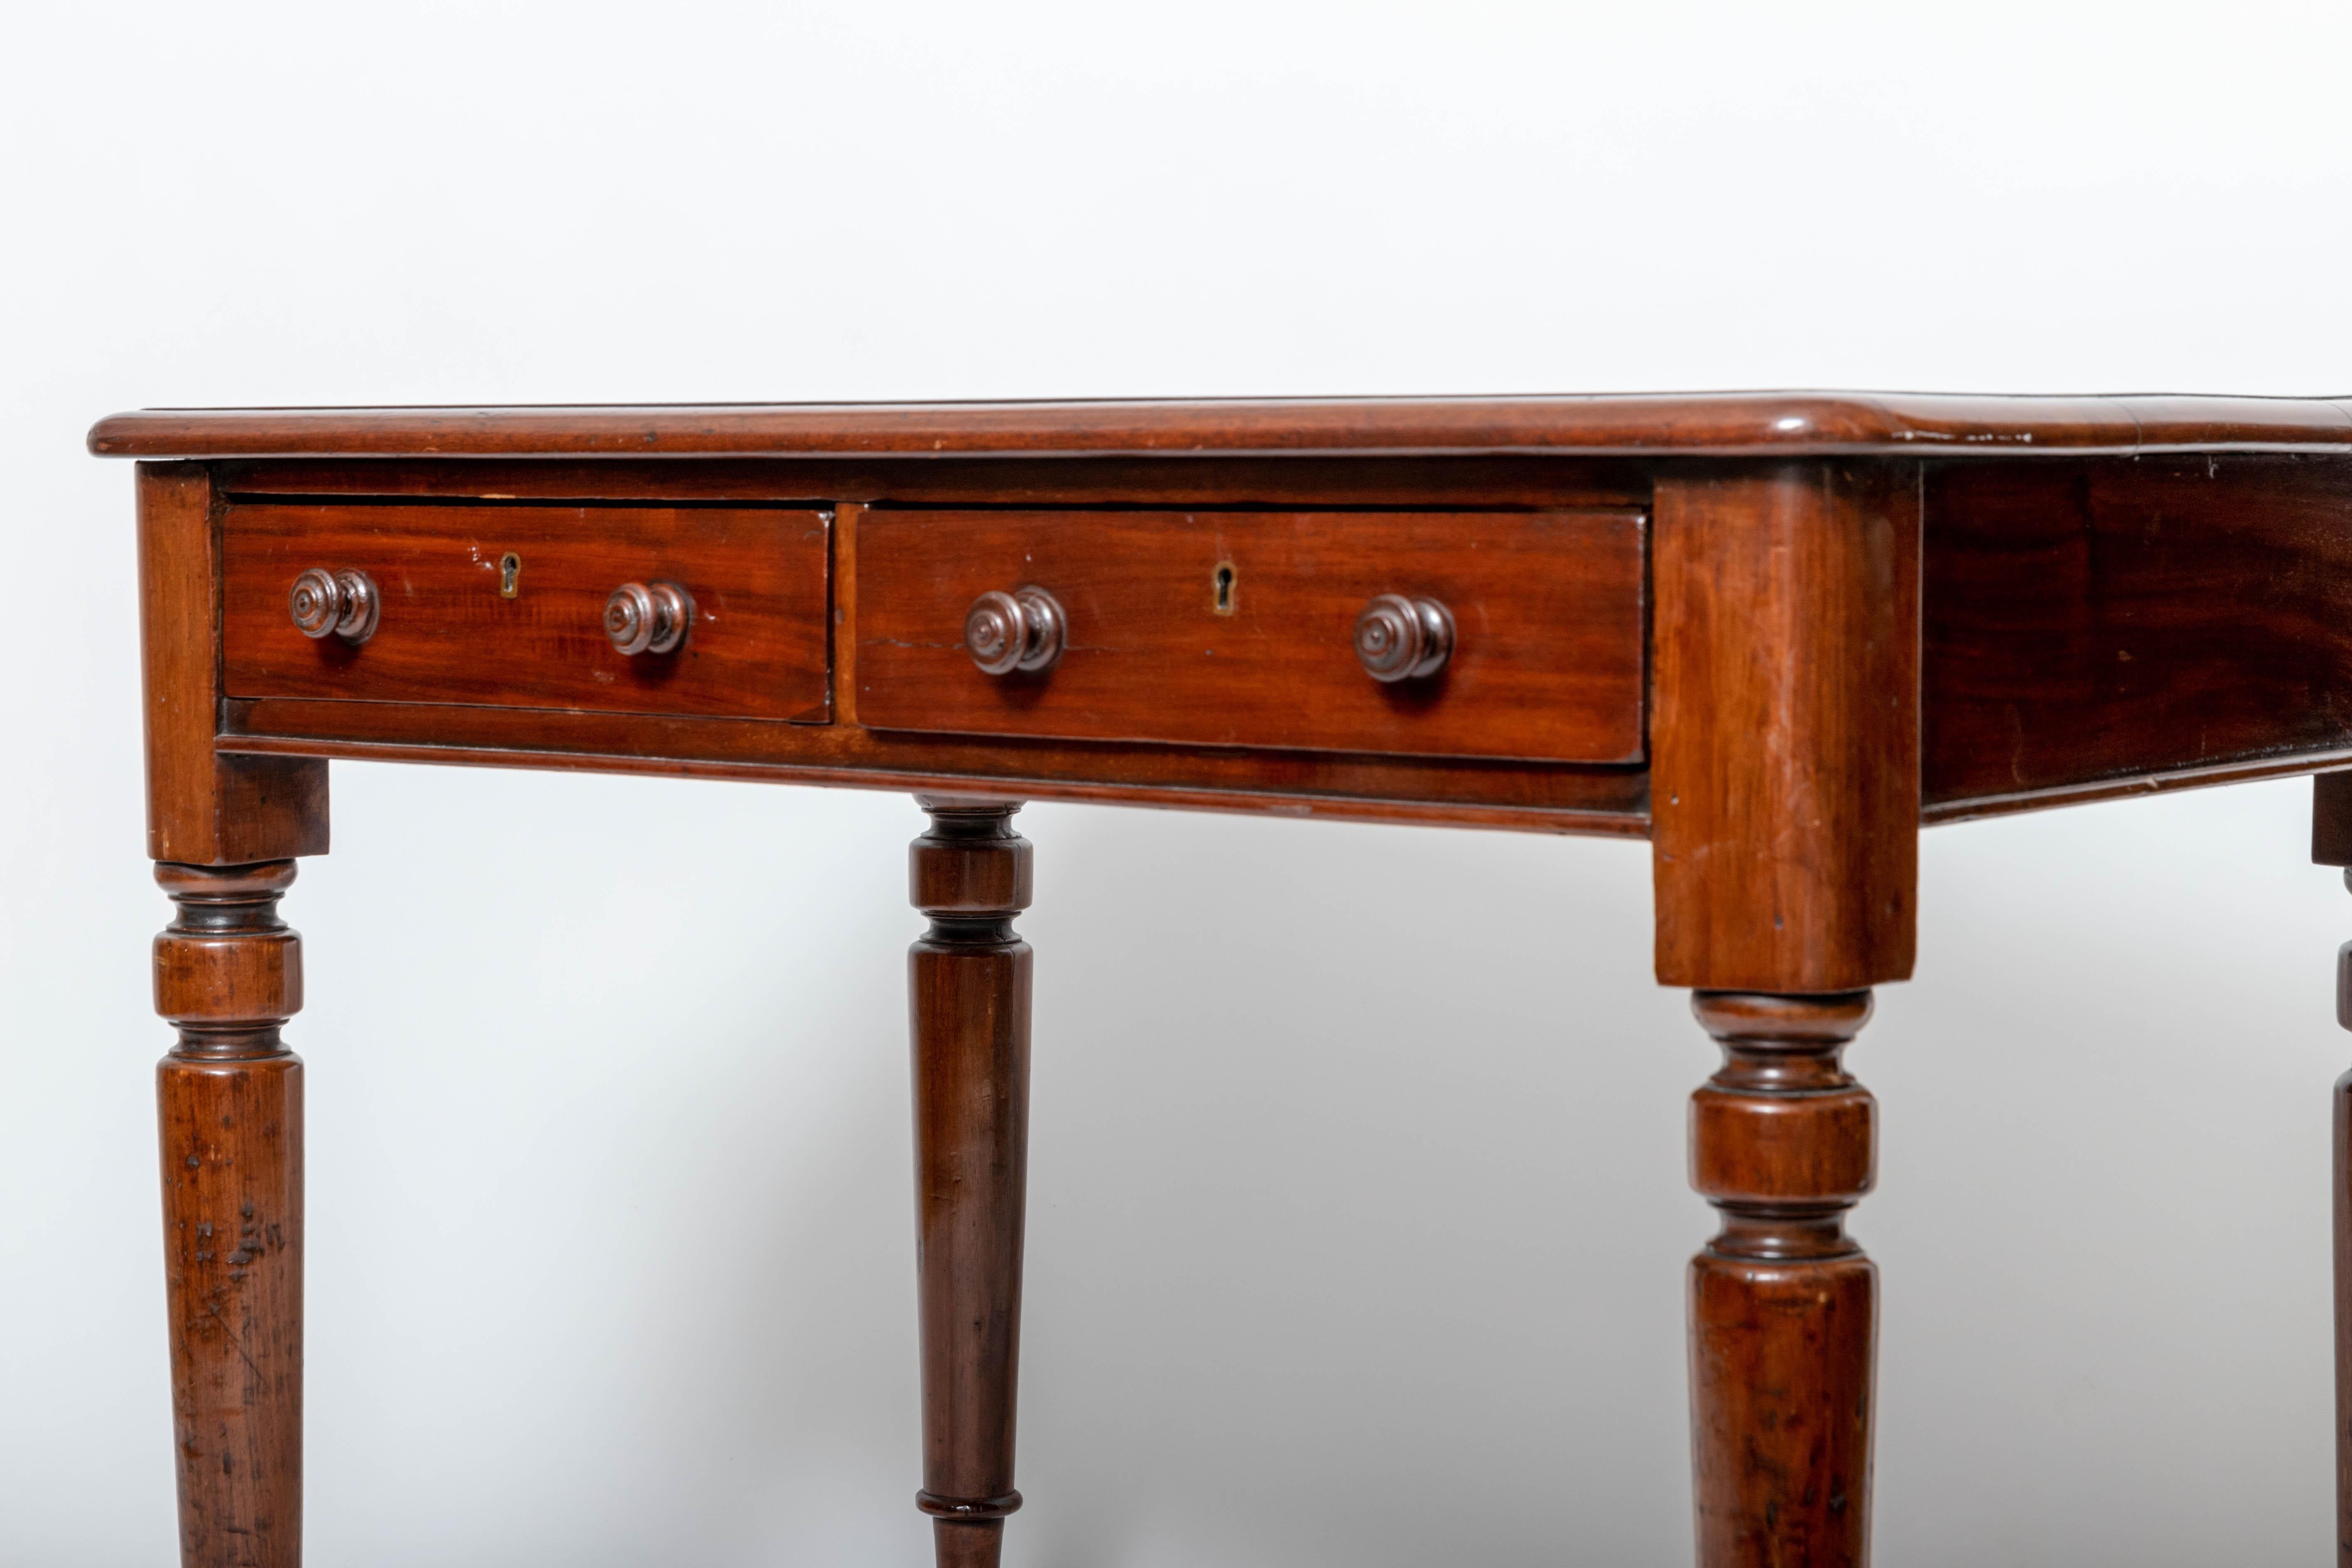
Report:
499,552,521,597
1212,561,1237,615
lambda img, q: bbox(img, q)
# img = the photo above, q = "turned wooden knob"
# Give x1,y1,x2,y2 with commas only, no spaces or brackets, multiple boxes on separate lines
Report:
605,580,692,656
1354,592,1453,681
964,586,1065,676
288,568,379,644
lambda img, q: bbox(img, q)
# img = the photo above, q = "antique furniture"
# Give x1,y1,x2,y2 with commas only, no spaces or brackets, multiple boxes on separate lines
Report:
90,393,2352,1567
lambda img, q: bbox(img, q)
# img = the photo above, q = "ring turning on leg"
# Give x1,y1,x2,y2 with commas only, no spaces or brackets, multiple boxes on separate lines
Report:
908,797,1034,1568
154,860,306,1568
1687,990,1879,1568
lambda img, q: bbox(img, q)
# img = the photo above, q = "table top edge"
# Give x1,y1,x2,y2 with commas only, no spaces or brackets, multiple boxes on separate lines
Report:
86,391,2352,461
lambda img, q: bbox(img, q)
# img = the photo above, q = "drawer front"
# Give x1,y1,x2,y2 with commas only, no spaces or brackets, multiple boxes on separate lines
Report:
856,509,1645,762
223,503,830,720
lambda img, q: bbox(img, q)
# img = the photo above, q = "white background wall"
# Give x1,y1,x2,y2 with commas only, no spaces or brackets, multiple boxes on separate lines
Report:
5,2,2351,1562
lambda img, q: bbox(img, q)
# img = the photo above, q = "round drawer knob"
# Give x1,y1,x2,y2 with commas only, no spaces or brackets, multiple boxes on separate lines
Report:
965,586,1066,676
288,568,379,644
605,581,692,656
1354,593,1453,682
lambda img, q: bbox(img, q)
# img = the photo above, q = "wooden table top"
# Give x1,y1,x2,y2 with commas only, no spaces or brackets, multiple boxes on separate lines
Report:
87,391,2352,460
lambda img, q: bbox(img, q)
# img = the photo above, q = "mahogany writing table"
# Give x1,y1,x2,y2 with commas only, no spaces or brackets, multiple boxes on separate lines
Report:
88,393,2352,1566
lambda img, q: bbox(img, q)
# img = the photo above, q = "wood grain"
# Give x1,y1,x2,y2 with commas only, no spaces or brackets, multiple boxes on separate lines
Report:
220,698,1650,834
154,860,305,1568
1654,462,1908,1565
100,399,2352,1562
89,392,2352,461
221,501,829,721
831,501,860,727
137,464,327,865
196,444,2352,824
2320,774,2352,1561
212,454,1650,511
1651,462,1921,992
858,509,1645,763
2315,774,2352,868
1923,455,2352,814
2336,987,2352,1566
1688,990,1878,1568
909,799,1033,1568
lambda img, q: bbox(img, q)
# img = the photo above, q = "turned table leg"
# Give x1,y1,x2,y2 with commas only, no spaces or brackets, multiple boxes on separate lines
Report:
2318,772,2352,1561
2336,983,2352,1564
1651,464,1918,1566
153,860,305,1568
907,797,1033,1568
1687,990,1878,1567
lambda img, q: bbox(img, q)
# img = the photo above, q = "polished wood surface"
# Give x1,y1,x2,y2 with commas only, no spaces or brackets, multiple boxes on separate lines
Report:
1926,456,2352,815
139,465,327,866
2337,983,2352,1568
1646,459,1913,1561
95,393,2352,1566
153,860,305,1568
858,508,1645,762
1652,462,1919,993
173,440,2352,822
1688,992,1878,1568
206,452,1653,509
221,501,831,721
2314,772,2352,1562
217,696,1652,834
2314,772,2352,868
908,799,1034,1568
86,391,2352,460
213,458,1656,833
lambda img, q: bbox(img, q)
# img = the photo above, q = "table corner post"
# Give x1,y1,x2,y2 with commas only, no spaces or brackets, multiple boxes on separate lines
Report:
1650,459,1922,1567
136,461,329,870
907,794,1035,1568
139,459,326,1567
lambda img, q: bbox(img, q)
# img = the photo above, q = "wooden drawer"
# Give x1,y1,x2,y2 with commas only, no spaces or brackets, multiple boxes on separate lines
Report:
855,509,1645,762
222,502,831,720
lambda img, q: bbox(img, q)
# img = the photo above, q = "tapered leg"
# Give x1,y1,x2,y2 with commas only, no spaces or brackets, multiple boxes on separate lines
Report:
2333,895,2352,1563
908,798,1033,1568
1687,990,1878,1568
2311,772,2352,1560
1652,466,1915,1566
2335,1039,2352,1565
153,860,305,1568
